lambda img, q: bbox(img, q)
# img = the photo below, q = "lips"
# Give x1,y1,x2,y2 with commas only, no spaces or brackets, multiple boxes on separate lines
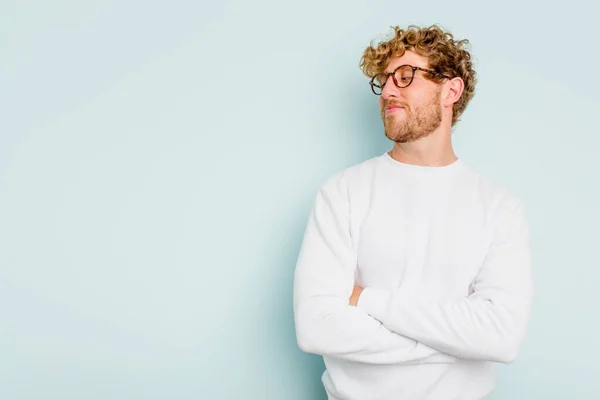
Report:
384,105,404,113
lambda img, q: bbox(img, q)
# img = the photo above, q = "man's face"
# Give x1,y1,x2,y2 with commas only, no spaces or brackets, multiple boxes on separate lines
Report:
378,51,443,143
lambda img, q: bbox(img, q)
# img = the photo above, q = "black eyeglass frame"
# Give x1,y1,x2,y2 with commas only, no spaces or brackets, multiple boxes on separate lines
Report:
369,64,452,95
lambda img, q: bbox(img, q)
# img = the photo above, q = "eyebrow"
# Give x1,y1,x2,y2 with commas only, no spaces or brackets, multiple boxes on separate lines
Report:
384,64,435,75
384,64,405,73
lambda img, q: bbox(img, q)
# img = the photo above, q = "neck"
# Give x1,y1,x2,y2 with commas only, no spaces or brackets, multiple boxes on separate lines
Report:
390,128,457,167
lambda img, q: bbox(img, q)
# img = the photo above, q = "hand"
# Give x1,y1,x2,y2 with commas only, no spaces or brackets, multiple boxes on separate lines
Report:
349,284,364,306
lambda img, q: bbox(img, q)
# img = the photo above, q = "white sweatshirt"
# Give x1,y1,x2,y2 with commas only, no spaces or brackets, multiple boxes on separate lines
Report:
293,151,533,400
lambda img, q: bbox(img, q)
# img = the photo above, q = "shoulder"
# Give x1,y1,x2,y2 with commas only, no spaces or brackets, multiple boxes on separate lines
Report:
463,165,528,225
318,154,384,195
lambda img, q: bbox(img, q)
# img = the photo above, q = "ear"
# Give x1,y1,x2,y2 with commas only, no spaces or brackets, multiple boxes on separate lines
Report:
443,77,464,107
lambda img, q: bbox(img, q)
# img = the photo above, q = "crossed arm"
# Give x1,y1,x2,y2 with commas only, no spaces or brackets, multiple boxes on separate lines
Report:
293,172,533,365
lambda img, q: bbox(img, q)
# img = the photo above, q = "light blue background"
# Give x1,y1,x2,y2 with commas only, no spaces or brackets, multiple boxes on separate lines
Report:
1,1,598,399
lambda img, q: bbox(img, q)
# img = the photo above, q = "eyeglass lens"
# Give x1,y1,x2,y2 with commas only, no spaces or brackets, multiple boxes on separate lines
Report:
372,65,415,94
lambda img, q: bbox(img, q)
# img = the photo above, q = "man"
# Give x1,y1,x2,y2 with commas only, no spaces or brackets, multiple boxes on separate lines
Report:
292,25,533,400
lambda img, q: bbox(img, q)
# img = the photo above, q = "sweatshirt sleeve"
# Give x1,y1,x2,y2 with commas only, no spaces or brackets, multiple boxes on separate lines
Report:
357,195,534,363
293,172,455,365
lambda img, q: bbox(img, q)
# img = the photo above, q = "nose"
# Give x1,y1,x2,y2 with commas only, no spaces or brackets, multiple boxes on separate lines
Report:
380,76,401,100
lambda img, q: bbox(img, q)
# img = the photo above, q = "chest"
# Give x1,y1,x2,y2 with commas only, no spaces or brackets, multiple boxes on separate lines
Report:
354,185,491,296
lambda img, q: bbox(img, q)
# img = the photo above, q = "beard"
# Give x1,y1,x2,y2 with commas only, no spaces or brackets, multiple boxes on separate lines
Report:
382,87,442,143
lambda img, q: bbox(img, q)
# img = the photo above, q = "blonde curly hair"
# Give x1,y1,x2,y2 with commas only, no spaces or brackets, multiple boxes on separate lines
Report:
360,24,477,126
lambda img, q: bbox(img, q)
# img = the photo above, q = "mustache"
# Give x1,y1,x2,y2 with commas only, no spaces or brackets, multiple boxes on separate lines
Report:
382,101,408,109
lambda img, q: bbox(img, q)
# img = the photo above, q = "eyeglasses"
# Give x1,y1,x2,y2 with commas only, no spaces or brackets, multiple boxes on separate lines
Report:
369,64,451,95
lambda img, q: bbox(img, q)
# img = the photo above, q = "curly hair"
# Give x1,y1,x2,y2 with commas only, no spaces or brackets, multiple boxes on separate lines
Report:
360,25,477,126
